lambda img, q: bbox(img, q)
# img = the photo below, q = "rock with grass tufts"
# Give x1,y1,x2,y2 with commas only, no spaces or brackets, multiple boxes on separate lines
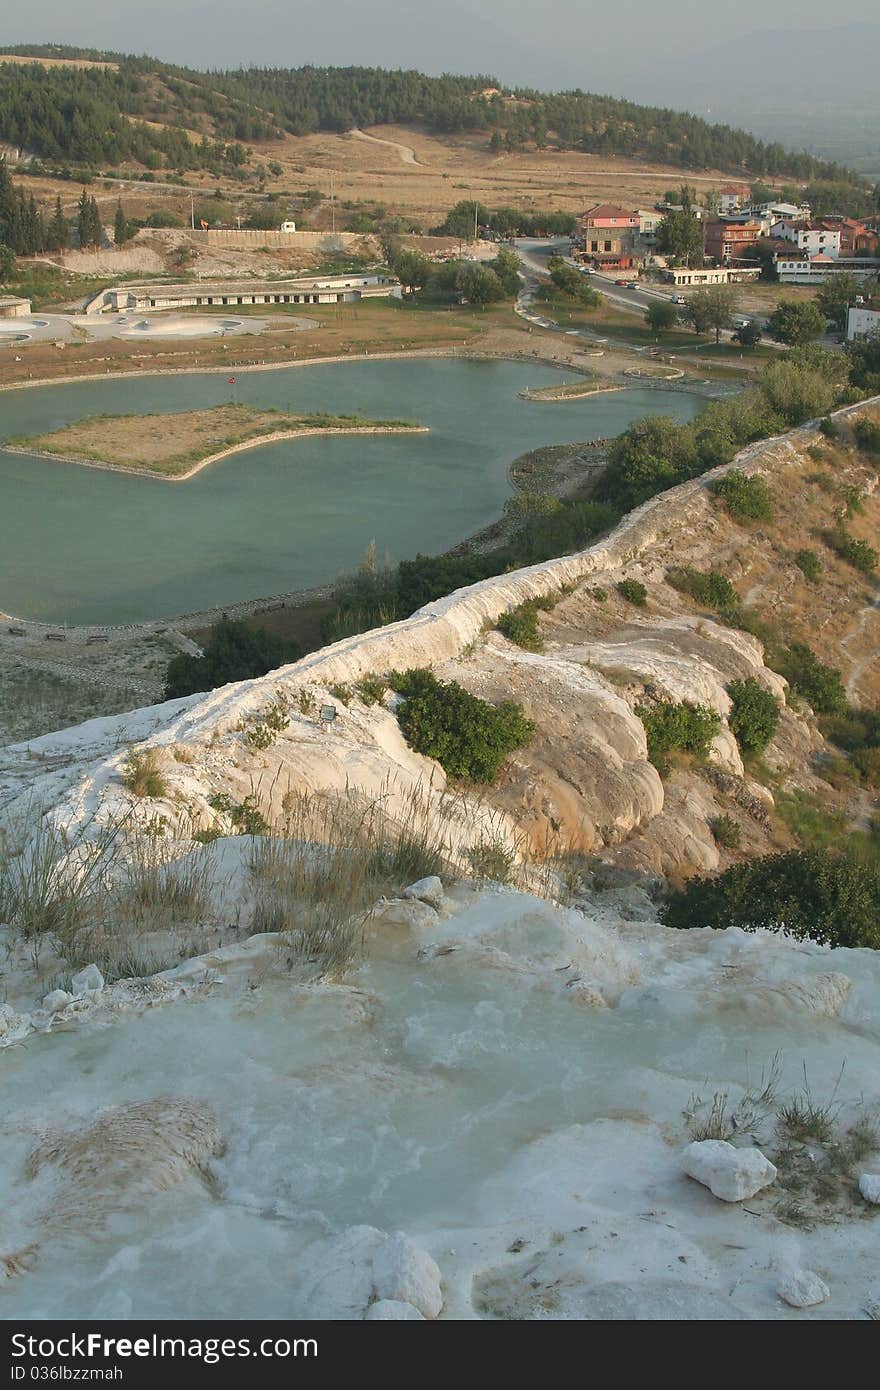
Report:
403,876,444,908
71,964,104,996
777,1268,830,1308
681,1139,777,1202
365,1299,425,1320
372,1232,443,1319
858,1173,880,1205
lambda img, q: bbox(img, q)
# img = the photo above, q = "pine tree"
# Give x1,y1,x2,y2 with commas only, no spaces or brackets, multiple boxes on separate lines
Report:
49,197,69,253
76,188,90,248
113,199,127,246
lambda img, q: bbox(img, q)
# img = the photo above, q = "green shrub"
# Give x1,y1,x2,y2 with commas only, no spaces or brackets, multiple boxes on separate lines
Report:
710,814,741,849
121,749,166,799
852,745,880,787
496,596,555,651
776,642,847,715
710,471,775,524
466,837,516,883
592,587,608,602
636,701,721,776
823,523,878,576
794,548,822,582
818,417,840,439
667,566,736,612
354,673,388,705
617,578,648,607
390,668,534,783
660,849,880,949
727,677,780,755
207,793,269,836
853,417,880,455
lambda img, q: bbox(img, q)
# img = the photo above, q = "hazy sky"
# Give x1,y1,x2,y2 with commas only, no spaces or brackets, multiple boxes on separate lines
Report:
3,3,879,88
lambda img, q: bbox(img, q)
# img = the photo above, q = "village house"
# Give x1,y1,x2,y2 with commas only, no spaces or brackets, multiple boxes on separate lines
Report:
717,183,751,214
704,217,763,264
846,305,880,341
580,204,640,258
770,219,841,258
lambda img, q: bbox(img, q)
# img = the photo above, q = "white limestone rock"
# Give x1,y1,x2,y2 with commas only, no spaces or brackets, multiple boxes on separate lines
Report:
42,989,75,1013
300,1226,386,1320
71,964,104,996
777,1268,830,1308
858,1173,880,1205
681,1140,777,1202
364,1300,425,1320
372,1232,443,1319
403,876,444,908
373,898,439,931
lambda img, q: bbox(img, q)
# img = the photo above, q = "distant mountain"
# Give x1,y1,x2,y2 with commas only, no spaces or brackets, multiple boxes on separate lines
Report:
614,25,880,178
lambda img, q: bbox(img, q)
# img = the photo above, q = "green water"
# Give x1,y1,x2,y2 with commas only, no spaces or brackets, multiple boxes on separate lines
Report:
0,360,699,624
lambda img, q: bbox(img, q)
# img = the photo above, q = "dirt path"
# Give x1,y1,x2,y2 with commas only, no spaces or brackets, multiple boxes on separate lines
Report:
349,127,424,166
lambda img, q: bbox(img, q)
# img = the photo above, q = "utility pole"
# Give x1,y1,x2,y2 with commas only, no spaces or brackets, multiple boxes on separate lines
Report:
330,173,335,235
190,192,195,231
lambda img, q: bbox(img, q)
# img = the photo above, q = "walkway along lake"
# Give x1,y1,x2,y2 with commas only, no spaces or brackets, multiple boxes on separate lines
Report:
0,358,700,625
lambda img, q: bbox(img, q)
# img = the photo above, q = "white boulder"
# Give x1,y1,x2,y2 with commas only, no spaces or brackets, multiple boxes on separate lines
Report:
403,877,444,908
71,964,105,996
372,1232,443,1319
681,1140,777,1202
365,1300,425,1320
858,1173,880,1205
777,1268,830,1308
42,989,75,1013
299,1226,386,1319
373,898,439,931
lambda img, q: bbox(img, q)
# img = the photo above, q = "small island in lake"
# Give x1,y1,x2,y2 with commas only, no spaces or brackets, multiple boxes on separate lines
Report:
6,404,426,481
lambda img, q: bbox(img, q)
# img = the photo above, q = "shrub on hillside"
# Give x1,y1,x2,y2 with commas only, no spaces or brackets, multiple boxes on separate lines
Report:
666,566,736,612
776,642,847,715
390,668,534,783
617,578,648,606
727,677,780,755
823,523,878,576
794,548,822,582
164,617,300,699
710,471,775,524
496,596,555,651
660,849,880,949
853,417,880,456
636,700,721,776
710,814,741,849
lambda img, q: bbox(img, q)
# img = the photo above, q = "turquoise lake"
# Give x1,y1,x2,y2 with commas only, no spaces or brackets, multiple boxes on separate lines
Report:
0,359,700,624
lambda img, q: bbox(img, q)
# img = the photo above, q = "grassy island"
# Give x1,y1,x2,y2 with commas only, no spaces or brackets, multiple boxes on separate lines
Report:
7,404,425,480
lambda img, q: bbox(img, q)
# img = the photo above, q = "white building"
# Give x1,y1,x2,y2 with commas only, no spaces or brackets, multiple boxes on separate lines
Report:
717,184,751,214
771,221,841,258
665,265,760,287
846,305,880,341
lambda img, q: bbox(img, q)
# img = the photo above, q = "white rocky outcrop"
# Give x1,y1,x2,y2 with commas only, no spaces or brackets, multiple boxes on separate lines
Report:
681,1140,777,1202
71,964,104,996
777,1269,830,1308
365,1300,425,1320
858,1174,880,1205
372,1233,443,1319
403,876,444,908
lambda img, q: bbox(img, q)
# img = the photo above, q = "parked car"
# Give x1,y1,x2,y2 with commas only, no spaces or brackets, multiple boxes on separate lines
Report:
627,281,638,288
672,295,687,305
614,278,629,286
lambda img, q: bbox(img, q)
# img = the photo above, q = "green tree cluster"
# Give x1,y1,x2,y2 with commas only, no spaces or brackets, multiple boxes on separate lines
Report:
164,617,300,699
661,849,880,949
